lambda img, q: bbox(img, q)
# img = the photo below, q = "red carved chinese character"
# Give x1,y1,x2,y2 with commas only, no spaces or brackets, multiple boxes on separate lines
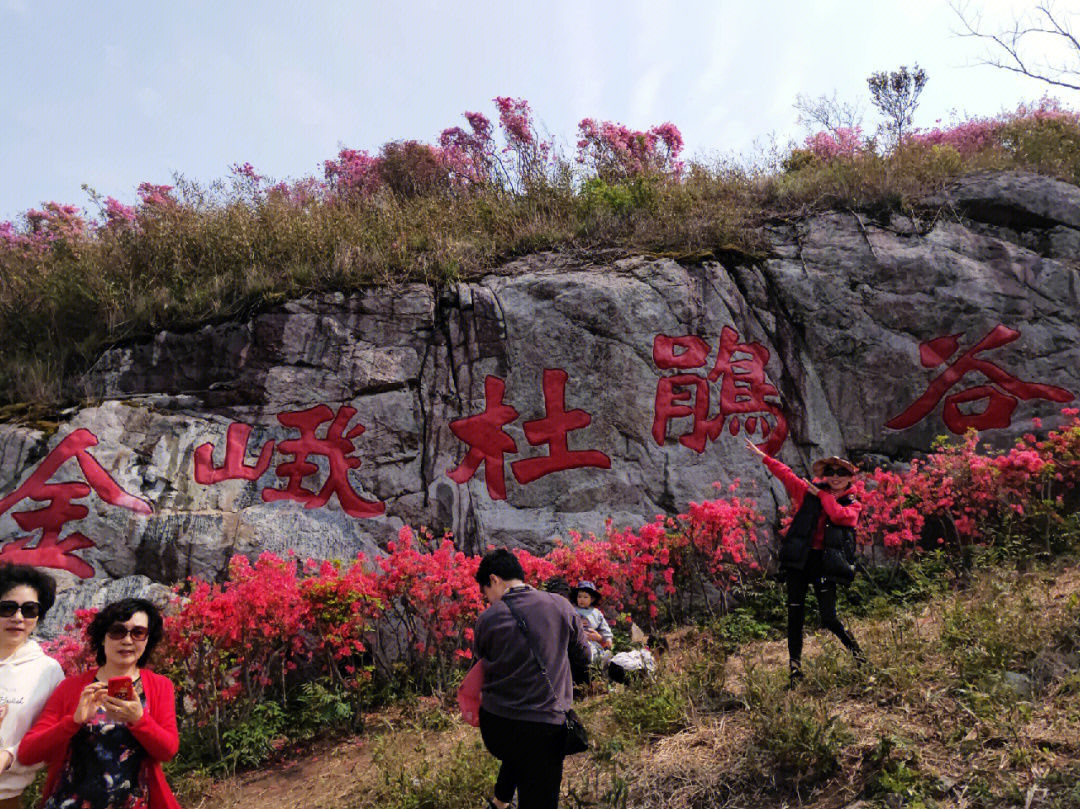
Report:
0,430,153,578
447,376,519,500
653,374,720,452
886,325,1075,434
652,327,788,455
510,369,611,484
709,326,787,454
193,423,275,484
653,335,710,369
263,405,384,517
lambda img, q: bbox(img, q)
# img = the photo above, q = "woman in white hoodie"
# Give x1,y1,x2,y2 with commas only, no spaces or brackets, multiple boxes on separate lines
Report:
0,565,63,809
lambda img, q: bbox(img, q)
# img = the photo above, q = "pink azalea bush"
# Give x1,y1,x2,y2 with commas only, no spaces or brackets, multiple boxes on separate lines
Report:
4,95,1078,269
576,118,684,181
39,407,1080,768
856,408,1080,558
803,127,865,161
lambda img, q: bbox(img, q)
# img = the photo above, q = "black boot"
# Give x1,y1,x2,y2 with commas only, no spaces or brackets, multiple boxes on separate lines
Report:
851,642,868,669
787,661,804,690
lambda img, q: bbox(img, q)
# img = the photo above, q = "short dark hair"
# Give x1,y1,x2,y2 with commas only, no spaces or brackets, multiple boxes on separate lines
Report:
543,576,571,600
88,598,164,667
0,565,56,620
475,548,525,588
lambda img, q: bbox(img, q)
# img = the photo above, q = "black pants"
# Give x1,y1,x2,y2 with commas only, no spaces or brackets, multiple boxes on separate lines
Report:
786,549,859,667
479,707,566,809
570,656,591,685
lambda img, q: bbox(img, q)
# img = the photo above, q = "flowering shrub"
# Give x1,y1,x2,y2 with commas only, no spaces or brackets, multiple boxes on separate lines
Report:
40,608,96,674
136,183,176,209
39,407,1080,771
906,118,999,156
102,197,138,229
322,97,552,201
803,127,865,161
5,96,1080,406
576,118,684,181
545,484,767,628
157,554,310,762
438,111,496,187
853,408,1080,561
372,527,484,690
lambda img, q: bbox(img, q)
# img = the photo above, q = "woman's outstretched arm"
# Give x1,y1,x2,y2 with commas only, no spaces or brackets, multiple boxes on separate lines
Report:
745,438,807,509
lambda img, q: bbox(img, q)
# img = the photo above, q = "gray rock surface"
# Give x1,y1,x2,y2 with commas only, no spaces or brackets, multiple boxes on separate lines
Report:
1,170,1077,634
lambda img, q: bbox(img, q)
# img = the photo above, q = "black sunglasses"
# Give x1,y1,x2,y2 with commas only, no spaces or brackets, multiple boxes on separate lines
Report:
822,466,852,477
106,624,150,642
0,601,41,619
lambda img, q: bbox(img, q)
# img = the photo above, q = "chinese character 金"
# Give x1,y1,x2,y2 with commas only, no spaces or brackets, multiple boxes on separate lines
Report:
0,429,153,578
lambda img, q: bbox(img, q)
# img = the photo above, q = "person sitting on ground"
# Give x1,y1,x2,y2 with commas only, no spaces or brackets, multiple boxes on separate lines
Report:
474,549,590,809
20,597,181,809
745,438,865,687
0,564,64,809
543,577,590,686
569,581,613,667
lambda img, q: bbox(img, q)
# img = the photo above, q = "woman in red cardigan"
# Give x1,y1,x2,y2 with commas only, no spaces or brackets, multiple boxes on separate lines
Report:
19,598,180,809
746,439,866,687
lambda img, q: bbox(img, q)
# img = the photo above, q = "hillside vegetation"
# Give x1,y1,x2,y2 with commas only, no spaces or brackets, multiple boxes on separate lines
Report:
31,409,1080,809
175,555,1080,809
1,97,1078,406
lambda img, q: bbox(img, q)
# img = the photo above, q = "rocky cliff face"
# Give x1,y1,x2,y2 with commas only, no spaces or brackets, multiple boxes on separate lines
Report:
2,171,1078,634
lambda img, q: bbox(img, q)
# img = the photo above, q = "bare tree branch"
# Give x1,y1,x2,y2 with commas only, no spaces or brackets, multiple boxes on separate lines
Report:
793,91,866,136
950,0,1080,91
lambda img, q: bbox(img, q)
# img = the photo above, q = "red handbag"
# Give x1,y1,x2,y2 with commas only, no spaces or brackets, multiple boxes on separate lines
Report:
457,661,484,727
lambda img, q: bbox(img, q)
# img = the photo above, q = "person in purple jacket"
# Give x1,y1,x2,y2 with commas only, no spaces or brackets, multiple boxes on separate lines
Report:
473,549,590,809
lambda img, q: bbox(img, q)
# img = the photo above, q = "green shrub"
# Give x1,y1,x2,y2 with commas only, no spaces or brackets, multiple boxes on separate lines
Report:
740,663,852,785
749,697,852,785
863,735,944,808
939,580,1044,686
294,681,356,739
680,632,729,711
608,674,689,737
1000,113,1080,183
360,739,497,809
219,701,288,773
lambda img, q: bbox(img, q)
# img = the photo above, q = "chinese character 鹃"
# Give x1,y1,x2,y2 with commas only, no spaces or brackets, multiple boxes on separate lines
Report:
651,327,788,455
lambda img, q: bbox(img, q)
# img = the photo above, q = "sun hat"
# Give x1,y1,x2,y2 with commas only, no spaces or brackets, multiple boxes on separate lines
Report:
570,581,602,605
811,456,859,479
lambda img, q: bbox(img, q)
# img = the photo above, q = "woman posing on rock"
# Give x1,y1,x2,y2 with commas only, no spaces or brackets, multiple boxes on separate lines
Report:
19,598,180,809
745,439,865,686
0,565,64,809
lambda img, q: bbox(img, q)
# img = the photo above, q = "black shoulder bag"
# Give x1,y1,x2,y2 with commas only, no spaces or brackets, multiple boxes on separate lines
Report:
502,595,590,756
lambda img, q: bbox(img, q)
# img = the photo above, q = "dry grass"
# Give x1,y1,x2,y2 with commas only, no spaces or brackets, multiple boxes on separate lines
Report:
177,560,1080,809
2,110,1079,409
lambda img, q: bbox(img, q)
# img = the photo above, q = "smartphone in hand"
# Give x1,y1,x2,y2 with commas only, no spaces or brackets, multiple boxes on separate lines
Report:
107,677,134,701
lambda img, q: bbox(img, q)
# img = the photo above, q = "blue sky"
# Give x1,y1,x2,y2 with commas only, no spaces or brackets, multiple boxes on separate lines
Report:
1,0,1075,220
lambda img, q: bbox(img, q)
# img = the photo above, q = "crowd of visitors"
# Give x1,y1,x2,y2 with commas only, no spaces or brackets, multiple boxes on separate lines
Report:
0,447,863,809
